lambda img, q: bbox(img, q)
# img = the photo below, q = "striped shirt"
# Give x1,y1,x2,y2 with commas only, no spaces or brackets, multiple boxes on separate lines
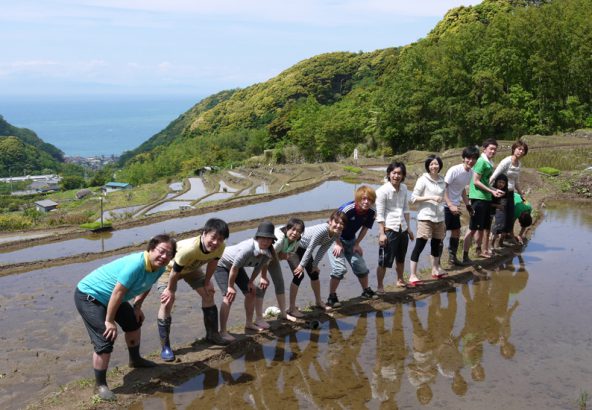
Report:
298,222,338,269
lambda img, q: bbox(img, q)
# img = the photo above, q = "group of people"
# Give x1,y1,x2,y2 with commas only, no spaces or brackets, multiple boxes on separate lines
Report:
74,138,534,400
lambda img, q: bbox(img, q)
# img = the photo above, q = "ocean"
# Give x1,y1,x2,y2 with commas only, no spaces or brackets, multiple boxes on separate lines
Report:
0,95,200,157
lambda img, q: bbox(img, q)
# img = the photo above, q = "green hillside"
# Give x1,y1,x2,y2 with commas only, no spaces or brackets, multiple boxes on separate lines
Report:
0,116,64,177
119,0,592,185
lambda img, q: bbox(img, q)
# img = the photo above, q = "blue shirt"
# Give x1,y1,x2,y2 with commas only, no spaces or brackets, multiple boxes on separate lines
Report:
338,200,376,241
77,252,165,306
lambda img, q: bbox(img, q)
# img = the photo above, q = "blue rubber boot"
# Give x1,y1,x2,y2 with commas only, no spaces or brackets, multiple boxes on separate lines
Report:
157,318,175,362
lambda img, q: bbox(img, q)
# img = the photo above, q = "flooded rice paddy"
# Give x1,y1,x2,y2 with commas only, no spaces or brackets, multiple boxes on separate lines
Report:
135,202,590,409
0,202,591,409
0,181,366,266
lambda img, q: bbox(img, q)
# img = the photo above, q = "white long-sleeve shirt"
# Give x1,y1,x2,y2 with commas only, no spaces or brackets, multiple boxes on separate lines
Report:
490,156,521,192
375,182,410,231
411,173,446,222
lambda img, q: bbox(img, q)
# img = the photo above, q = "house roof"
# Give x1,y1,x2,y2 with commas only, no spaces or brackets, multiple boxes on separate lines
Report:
35,199,58,207
105,182,130,188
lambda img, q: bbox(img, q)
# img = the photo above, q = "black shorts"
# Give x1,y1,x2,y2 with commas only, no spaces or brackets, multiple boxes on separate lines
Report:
444,207,462,230
379,229,409,268
74,288,140,354
214,265,250,296
469,199,492,231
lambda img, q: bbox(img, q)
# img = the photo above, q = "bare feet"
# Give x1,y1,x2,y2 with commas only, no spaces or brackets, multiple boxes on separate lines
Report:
286,308,305,318
220,331,236,342
395,280,406,288
282,312,299,322
315,302,332,311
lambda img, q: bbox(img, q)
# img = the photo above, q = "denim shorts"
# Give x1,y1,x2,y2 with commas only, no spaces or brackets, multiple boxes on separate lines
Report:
329,238,369,279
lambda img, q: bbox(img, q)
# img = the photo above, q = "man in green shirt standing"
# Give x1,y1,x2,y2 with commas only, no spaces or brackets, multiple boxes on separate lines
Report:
462,138,505,263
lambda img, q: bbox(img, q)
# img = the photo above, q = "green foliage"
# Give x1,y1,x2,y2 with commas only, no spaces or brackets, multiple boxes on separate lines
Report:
0,213,33,230
343,165,362,174
80,221,112,230
61,175,86,190
0,116,64,177
119,0,592,182
538,167,560,176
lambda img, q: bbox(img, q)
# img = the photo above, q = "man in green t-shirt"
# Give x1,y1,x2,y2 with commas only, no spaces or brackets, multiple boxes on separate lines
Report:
462,138,505,263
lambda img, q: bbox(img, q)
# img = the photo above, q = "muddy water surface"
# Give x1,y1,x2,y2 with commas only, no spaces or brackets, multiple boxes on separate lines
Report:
2,203,591,409
0,181,364,265
129,202,592,409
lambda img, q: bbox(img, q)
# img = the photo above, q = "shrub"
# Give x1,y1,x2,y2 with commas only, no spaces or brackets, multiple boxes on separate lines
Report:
0,214,33,230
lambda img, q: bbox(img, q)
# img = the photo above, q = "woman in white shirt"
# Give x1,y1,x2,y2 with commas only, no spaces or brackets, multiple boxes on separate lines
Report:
489,140,528,242
409,155,447,285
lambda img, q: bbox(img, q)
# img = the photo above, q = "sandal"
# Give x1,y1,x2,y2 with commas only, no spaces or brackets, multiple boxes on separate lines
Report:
245,323,264,332
395,280,407,288
315,303,332,312
286,308,305,318
376,288,386,295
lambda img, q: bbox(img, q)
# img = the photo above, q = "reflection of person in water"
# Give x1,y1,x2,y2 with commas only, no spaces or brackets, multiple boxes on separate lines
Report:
430,291,467,397
323,315,373,408
488,255,529,360
371,306,407,408
407,301,438,405
460,279,493,382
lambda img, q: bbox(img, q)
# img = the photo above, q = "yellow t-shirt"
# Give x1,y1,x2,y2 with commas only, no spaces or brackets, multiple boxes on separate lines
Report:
167,235,225,276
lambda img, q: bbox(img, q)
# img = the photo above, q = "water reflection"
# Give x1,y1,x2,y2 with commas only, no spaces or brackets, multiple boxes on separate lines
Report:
132,256,533,409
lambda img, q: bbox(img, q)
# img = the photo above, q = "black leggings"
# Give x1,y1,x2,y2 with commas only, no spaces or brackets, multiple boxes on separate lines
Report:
410,238,442,262
291,247,320,286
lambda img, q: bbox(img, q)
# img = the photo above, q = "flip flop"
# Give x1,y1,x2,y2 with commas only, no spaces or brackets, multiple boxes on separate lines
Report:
431,273,447,279
408,280,424,287
254,320,270,329
245,323,264,332
479,251,493,258
376,289,386,295
396,280,407,288
315,303,332,311
286,309,305,319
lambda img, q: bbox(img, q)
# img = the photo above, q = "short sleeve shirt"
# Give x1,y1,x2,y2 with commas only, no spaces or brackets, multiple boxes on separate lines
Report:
513,192,532,219
444,163,473,207
338,200,376,241
77,252,165,306
170,235,225,276
469,155,494,201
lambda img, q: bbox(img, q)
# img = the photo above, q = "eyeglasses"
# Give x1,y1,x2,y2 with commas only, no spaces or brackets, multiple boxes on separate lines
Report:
154,246,173,258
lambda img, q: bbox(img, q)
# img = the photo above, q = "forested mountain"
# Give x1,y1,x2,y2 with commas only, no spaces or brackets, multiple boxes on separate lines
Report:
0,116,64,177
119,0,592,185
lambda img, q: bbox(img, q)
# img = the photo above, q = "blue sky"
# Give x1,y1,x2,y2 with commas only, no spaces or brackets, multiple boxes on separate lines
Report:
1,0,481,97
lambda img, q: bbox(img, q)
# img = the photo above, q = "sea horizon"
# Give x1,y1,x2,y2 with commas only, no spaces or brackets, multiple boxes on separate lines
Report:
0,94,202,157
